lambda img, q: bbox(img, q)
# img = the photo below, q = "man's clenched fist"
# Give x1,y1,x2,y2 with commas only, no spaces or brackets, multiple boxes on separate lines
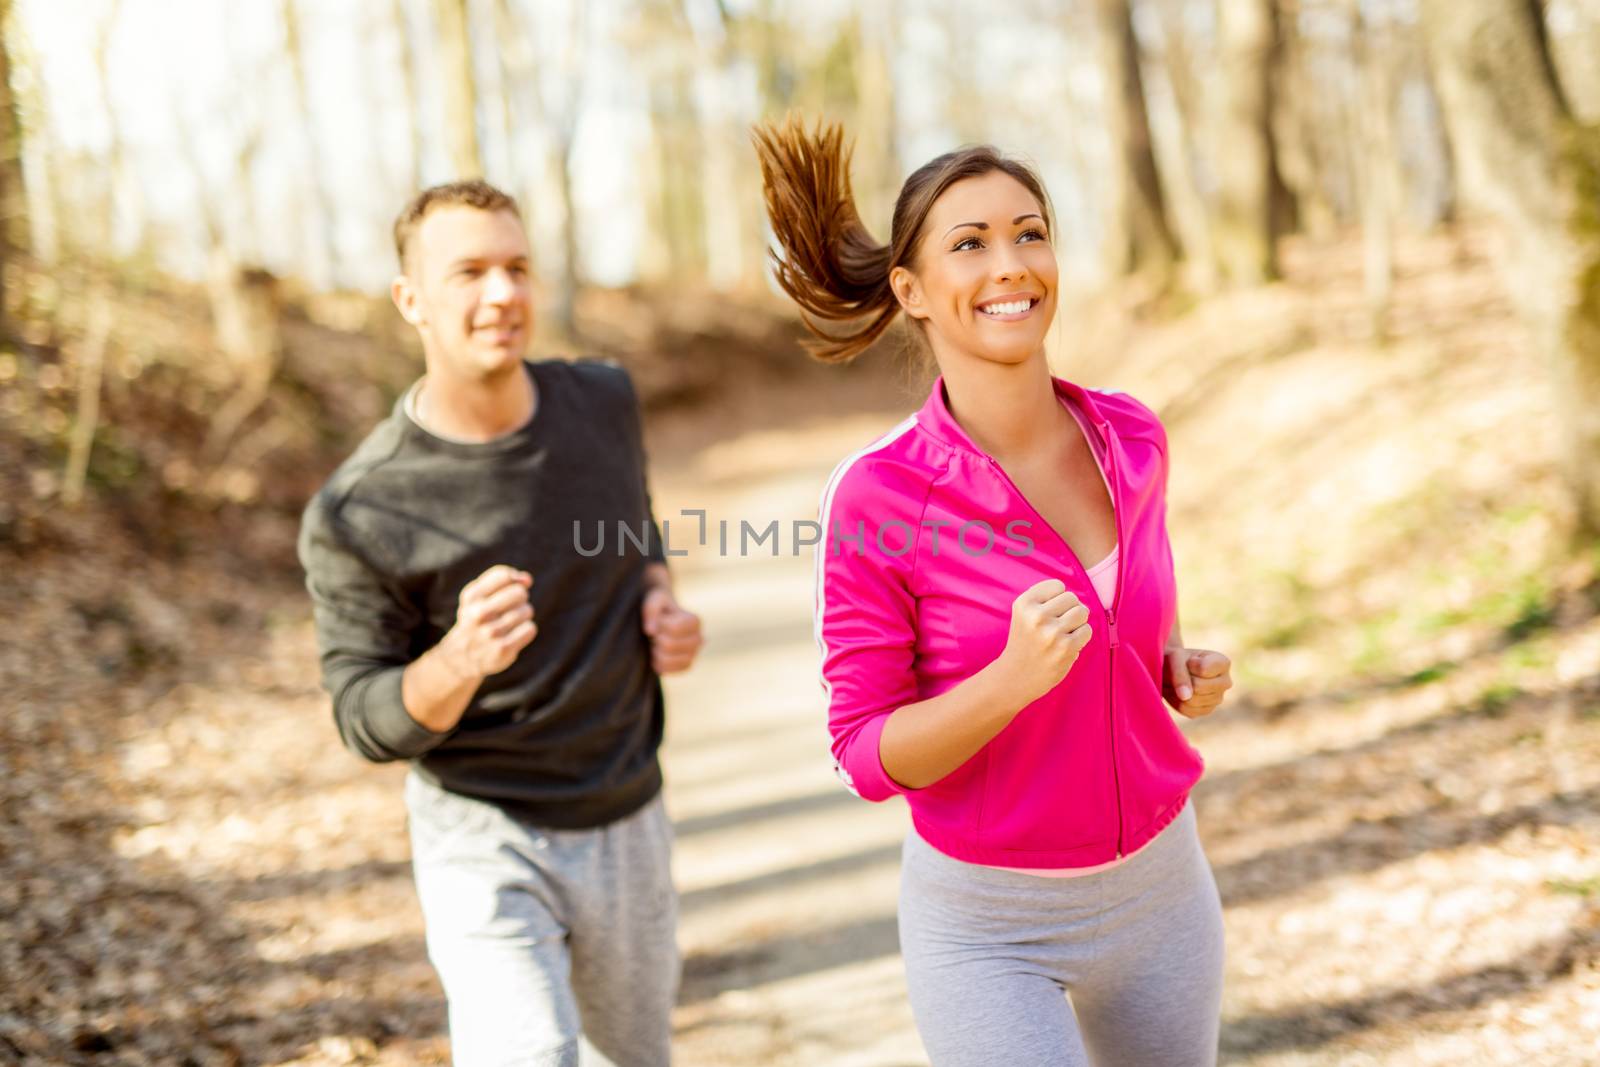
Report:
439,565,537,682
641,586,702,675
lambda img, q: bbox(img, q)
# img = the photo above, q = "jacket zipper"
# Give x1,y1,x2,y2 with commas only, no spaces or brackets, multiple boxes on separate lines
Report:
983,404,1127,859
1091,415,1127,860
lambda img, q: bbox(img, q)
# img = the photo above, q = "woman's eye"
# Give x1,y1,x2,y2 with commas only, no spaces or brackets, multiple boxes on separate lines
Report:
1018,228,1047,243
953,237,982,252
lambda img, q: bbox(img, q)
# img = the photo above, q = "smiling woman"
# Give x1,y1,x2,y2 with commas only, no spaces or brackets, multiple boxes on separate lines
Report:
754,116,1235,1067
887,170,1058,370
751,121,1055,364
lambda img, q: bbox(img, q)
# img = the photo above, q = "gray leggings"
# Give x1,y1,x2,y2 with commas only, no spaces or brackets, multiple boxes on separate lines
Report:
898,802,1225,1067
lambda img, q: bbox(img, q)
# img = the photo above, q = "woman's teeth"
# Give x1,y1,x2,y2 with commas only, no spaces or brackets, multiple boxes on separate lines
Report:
980,299,1033,317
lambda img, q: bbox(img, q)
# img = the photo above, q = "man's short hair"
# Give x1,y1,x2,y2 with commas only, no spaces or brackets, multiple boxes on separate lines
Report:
393,180,522,271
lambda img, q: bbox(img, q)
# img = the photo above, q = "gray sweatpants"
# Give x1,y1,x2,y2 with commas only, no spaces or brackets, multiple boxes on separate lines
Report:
405,771,680,1067
898,802,1225,1067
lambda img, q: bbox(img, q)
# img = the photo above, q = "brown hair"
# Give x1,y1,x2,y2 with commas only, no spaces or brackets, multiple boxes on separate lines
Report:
752,116,1053,363
393,179,522,271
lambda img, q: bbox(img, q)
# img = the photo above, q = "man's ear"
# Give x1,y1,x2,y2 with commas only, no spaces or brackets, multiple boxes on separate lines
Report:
391,273,424,328
889,265,928,321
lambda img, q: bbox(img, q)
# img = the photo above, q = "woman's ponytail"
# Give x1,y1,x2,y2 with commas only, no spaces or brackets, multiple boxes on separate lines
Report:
752,117,901,363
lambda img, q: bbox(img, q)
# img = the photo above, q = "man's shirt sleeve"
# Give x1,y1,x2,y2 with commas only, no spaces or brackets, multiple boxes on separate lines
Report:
298,493,450,763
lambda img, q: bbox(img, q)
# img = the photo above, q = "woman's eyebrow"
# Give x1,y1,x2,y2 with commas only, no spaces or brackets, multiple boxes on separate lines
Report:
944,221,988,237
943,214,1045,238
940,214,1043,238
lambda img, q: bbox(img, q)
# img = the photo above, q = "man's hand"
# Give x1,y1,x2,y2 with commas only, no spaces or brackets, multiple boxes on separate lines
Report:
438,565,537,682
641,586,702,675
1163,647,1233,719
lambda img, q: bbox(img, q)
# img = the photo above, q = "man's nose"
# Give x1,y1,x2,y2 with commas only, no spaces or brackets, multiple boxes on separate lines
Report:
483,267,518,304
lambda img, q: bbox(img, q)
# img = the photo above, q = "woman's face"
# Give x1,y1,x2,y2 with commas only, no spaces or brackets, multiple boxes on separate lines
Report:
890,170,1057,368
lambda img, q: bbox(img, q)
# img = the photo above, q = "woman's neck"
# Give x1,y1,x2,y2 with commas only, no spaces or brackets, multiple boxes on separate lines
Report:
937,348,1065,462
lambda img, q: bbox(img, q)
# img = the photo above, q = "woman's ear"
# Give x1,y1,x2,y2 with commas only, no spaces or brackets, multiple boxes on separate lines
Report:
890,265,929,321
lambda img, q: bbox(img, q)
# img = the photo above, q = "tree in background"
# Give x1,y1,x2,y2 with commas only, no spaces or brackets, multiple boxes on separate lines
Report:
433,0,483,179
487,0,587,338
848,5,900,233
1094,0,1183,290
631,0,707,286
381,0,426,196
1543,0,1600,123
1212,0,1292,284
0,0,25,331
1353,0,1401,338
280,0,338,289
1140,0,1220,293
1420,0,1600,536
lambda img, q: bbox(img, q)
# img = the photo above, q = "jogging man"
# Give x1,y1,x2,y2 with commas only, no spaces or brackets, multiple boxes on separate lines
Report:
298,179,701,1066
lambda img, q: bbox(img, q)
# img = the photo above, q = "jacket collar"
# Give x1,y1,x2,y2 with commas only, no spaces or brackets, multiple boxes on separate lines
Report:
916,374,1114,457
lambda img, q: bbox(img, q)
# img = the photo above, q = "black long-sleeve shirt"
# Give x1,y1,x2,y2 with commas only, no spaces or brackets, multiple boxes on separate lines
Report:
297,358,667,829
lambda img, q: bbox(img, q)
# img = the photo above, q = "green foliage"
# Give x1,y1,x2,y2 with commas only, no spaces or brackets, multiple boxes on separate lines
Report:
1254,569,1322,650
1473,681,1523,718
1400,661,1457,688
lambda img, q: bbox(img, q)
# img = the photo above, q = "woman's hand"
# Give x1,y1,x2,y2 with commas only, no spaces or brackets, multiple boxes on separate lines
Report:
1163,647,1233,718
994,579,1095,708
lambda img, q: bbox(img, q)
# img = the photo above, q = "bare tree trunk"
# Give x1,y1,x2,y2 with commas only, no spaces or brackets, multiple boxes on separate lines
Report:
496,0,582,338
680,1,746,292
92,0,143,258
852,4,900,236
433,0,483,178
638,0,706,286
0,0,26,329
62,288,111,507
1355,3,1398,340
655,80,707,282
1094,0,1182,287
228,128,264,266
1274,15,1339,240
10,23,55,265
1420,0,1600,536
1544,0,1600,122
388,0,426,193
1147,0,1219,292
281,0,337,288
170,86,280,460
1214,0,1289,284
553,125,581,335
203,256,283,461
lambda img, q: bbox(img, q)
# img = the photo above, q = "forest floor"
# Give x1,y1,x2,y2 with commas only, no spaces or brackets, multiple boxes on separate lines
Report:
3,226,1599,1065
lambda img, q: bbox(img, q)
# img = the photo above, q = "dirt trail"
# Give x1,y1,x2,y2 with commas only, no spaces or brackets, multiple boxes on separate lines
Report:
5,230,1599,1065
650,403,1600,1067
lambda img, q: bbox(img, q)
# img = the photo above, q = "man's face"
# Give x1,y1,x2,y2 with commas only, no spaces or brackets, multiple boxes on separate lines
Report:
393,205,534,383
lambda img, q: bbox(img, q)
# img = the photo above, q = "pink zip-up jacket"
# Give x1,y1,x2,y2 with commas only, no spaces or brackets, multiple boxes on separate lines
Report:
814,376,1204,868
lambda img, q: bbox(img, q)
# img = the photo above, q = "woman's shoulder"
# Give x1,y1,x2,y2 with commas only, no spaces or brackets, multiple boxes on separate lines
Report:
1084,387,1167,453
821,415,943,520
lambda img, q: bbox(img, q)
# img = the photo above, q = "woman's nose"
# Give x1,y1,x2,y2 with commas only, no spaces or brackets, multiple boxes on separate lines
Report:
993,247,1029,283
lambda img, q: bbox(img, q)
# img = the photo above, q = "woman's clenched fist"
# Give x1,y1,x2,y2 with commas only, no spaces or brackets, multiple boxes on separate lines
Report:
994,579,1094,708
